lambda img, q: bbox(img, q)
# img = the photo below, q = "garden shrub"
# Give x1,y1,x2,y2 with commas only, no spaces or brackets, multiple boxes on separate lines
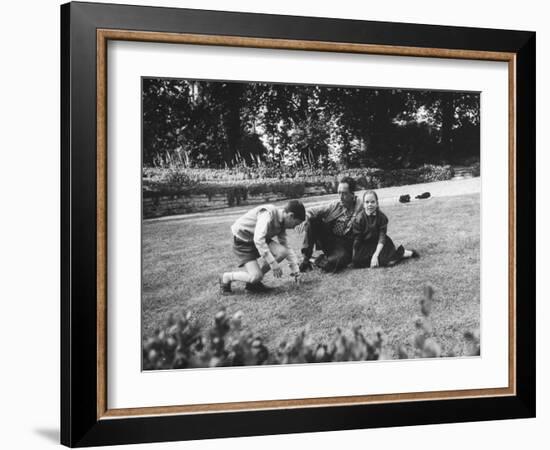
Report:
415,164,454,183
142,286,479,370
143,180,310,201
163,167,194,188
144,164,454,189
142,165,455,204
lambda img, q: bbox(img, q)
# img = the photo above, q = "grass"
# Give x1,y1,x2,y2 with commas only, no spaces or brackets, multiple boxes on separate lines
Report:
142,192,480,359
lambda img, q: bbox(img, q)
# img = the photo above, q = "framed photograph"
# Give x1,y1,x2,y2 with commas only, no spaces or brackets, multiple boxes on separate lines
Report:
61,1,535,447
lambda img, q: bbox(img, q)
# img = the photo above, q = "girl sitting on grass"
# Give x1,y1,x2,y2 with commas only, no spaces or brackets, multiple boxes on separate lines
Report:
352,190,419,268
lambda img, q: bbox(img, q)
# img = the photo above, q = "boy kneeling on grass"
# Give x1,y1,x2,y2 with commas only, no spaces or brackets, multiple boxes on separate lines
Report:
220,200,306,294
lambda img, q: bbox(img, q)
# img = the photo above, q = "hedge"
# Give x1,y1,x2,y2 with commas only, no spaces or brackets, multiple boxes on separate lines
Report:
143,165,454,200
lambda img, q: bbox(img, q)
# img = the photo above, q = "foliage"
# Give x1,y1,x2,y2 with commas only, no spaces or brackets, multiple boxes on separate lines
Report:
143,78,481,169
143,164,455,199
471,162,481,177
142,286,480,370
416,164,455,182
162,166,194,189
143,180,311,201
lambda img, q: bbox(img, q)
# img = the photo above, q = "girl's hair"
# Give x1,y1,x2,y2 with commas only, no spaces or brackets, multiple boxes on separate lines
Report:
362,190,379,203
362,190,380,213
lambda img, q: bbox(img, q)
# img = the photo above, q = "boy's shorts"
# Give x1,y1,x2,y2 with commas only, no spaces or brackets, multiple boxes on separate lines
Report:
232,236,271,267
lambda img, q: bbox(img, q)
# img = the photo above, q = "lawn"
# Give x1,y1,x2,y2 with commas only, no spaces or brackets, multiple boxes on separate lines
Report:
142,192,480,360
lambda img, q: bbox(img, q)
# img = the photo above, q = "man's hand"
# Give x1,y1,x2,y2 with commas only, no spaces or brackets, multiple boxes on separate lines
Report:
370,254,379,268
271,263,283,278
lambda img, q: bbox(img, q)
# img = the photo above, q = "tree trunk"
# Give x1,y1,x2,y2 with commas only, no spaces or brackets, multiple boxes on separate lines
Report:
222,84,244,165
440,94,455,163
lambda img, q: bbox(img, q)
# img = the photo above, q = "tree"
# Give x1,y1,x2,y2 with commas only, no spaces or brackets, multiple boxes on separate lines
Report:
142,78,479,169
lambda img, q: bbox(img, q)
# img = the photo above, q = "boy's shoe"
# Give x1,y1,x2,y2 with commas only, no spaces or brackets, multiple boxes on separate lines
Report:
219,276,232,295
245,282,273,293
411,249,420,258
299,259,313,272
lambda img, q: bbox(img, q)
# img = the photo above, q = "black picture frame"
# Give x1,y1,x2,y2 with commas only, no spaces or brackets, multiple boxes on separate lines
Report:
61,1,535,447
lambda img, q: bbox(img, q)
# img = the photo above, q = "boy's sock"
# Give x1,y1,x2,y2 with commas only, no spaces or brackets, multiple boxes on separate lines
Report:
222,272,254,284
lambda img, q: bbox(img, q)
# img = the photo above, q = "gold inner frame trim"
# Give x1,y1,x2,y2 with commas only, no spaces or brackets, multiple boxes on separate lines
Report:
96,29,517,420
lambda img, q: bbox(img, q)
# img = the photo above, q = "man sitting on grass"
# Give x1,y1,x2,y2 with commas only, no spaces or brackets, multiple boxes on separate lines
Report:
299,176,363,273
220,200,306,294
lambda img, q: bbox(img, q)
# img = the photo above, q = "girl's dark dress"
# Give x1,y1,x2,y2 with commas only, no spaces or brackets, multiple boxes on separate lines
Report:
352,210,401,267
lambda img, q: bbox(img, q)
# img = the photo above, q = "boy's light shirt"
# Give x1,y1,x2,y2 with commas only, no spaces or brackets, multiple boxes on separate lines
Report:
231,206,299,273
253,210,299,273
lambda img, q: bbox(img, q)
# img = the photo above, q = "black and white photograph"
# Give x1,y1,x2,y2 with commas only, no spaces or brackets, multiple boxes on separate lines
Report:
141,77,481,370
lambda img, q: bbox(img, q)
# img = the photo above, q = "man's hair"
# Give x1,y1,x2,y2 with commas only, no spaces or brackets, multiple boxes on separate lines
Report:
339,176,356,193
284,200,306,222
